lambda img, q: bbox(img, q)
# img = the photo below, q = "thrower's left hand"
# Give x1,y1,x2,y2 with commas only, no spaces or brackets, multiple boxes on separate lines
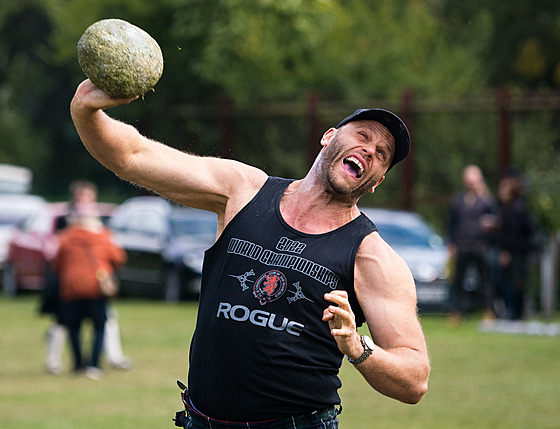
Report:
323,290,363,359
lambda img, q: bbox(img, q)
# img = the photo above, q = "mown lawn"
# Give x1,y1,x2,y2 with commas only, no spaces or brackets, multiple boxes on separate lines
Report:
1,295,559,428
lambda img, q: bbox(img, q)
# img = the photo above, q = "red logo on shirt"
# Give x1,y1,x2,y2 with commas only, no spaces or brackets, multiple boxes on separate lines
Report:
253,270,287,305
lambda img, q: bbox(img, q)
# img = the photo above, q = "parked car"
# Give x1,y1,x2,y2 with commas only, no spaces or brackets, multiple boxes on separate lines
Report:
108,196,218,302
360,207,451,312
0,194,48,276
3,201,116,295
0,163,33,194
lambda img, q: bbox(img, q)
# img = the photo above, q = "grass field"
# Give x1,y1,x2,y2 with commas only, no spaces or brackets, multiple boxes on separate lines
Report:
1,295,559,428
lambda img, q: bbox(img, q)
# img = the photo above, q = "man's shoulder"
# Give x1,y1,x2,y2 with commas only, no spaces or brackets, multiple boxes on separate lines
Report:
450,192,465,206
354,231,415,297
232,167,269,199
356,231,401,263
227,161,269,192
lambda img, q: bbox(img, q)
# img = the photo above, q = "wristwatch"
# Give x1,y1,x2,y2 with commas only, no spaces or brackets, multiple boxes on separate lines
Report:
346,335,375,365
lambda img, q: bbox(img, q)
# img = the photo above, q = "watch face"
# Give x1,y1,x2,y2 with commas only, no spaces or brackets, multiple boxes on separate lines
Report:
363,335,375,350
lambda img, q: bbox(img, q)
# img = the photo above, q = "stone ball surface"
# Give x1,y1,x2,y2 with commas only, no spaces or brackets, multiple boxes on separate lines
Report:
77,19,164,98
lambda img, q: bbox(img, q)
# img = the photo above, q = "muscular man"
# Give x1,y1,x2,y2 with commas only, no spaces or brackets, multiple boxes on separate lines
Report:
70,80,429,428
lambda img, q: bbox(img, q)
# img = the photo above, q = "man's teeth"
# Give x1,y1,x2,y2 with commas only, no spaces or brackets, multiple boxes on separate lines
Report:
346,156,364,177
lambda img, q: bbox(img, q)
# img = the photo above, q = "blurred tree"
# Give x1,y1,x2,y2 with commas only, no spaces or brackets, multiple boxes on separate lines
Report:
0,1,50,169
0,0,558,235
166,0,488,103
15,0,488,196
439,0,560,88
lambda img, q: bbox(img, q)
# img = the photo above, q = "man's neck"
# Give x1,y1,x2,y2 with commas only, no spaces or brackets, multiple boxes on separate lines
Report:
279,178,360,234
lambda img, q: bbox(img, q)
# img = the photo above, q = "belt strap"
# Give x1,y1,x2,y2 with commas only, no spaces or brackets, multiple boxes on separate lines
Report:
176,381,341,428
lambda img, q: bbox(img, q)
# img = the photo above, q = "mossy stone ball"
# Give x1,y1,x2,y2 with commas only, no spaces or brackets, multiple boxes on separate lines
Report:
77,19,163,98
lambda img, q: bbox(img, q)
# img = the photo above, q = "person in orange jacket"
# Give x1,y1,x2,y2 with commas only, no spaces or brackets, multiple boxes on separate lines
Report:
43,180,132,376
52,202,126,380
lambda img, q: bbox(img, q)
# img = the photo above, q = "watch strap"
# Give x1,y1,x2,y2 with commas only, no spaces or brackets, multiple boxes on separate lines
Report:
346,335,374,365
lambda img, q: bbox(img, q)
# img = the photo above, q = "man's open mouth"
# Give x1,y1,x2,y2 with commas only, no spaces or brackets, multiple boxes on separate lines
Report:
343,156,365,178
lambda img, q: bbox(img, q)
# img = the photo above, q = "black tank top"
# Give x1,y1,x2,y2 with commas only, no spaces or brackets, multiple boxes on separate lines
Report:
188,177,377,421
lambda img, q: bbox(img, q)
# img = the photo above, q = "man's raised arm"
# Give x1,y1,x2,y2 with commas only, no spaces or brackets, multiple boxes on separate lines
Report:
70,79,267,216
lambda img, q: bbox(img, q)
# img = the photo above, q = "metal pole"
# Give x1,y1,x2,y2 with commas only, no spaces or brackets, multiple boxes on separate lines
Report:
220,94,234,158
497,87,512,178
306,91,321,168
400,90,415,211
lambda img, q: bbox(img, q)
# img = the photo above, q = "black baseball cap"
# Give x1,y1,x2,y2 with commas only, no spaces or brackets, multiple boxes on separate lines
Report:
335,108,411,171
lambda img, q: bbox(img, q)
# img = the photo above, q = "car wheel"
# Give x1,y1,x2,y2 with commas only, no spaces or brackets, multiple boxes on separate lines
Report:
184,277,202,298
164,267,182,303
2,262,18,296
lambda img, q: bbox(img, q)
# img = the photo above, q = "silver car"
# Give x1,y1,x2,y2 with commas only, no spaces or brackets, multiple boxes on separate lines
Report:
360,207,451,312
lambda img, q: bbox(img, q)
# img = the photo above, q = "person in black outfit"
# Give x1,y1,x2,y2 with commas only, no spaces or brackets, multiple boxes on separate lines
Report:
70,79,430,427
495,171,537,320
448,165,496,322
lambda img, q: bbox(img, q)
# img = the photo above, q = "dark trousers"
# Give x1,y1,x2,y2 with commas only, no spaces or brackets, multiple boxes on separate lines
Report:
60,299,107,370
452,250,492,314
498,252,528,320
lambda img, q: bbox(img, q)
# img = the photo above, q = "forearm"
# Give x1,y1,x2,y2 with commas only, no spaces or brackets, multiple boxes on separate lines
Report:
354,344,430,404
70,97,141,177
70,84,184,197
324,288,429,404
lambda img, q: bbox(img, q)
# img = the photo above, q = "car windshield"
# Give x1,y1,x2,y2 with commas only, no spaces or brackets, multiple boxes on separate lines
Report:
170,216,216,238
376,223,441,248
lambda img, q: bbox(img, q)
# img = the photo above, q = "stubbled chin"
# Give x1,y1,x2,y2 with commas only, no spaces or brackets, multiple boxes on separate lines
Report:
324,174,370,203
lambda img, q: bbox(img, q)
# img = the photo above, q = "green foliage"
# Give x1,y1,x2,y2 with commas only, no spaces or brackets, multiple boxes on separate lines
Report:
1,0,559,230
0,108,47,169
439,0,560,88
165,0,487,103
511,111,560,233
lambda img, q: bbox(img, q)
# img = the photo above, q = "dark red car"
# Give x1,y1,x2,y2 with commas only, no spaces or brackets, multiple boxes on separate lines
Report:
3,202,116,295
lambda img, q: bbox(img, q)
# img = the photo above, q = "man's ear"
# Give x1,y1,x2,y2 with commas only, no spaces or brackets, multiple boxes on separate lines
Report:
320,128,336,147
369,175,385,193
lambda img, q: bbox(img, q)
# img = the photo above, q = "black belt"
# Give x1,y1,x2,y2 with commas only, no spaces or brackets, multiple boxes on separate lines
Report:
174,381,341,429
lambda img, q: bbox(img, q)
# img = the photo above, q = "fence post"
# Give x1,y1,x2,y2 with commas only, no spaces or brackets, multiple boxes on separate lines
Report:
400,89,415,211
219,94,234,158
306,91,321,168
496,87,512,178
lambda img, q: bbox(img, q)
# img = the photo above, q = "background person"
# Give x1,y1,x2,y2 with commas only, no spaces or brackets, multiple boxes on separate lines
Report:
70,80,430,426
42,180,99,374
494,171,539,320
42,180,132,374
447,165,497,323
52,201,126,379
